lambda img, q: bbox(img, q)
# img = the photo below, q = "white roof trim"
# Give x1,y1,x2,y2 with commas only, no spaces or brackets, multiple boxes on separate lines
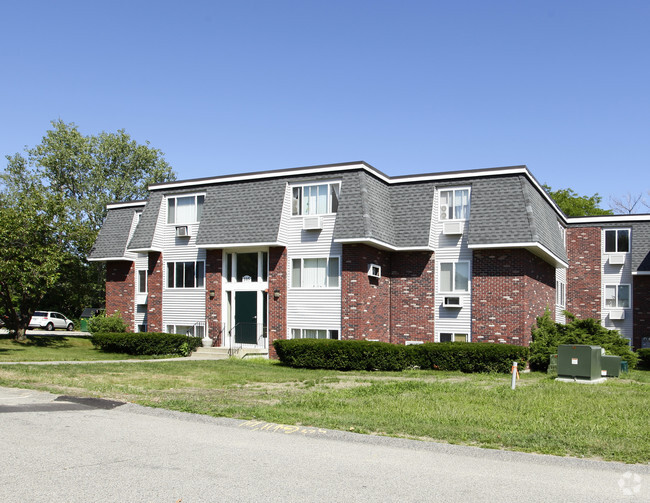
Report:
106,201,147,210
334,237,432,252
468,241,569,269
567,214,650,224
87,256,134,262
127,247,164,253
198,241,286,249
632,271,650,276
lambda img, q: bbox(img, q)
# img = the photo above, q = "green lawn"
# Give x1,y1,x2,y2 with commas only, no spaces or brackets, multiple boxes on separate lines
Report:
0,334,166,361
0,356,648,464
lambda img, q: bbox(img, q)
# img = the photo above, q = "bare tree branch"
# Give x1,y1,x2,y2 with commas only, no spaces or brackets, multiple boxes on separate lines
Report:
609,192,646,214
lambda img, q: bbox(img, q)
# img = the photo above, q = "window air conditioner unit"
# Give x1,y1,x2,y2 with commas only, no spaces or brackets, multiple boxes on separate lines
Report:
368,264,381,278
608,254,625,265
608,310,625,320
303,216,323,231
442,221,463,235
175,225,190,238
443,296,462,308
440,204,448,220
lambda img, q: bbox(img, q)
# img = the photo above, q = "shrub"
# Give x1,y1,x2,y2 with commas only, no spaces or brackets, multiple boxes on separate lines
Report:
273,339,527,373
530,310,638,371
88,312,128,334
636,349,650,370
91,332,202,356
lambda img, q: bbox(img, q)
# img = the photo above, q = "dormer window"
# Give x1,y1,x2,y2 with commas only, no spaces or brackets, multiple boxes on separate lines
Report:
440,188,470,220
292,182,340,216
167,194,205,224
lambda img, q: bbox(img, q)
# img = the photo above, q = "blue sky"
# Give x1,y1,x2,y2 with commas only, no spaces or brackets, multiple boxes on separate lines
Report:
1,1,648,208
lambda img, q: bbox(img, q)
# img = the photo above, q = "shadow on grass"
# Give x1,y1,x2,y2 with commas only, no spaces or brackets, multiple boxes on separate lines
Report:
26,336,74,348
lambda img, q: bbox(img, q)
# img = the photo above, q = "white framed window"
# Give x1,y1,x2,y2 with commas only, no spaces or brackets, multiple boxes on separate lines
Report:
291,257,340,288
166,324,205,337
166,261,205,289
137,324,147,333
291,328,339,340
604,229,630,253
292,182,340,216
439,261,470,292
604,284,631,308
439,188,470,220
167,194,205,224
439,333,468,343
556,280,566,308
137,270,147,294
225,252,268,283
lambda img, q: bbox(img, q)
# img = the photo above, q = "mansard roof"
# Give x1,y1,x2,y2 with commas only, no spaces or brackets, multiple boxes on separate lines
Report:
89,161,649,271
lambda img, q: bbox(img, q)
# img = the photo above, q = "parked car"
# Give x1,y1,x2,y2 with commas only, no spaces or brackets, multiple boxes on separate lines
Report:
28,311,75,331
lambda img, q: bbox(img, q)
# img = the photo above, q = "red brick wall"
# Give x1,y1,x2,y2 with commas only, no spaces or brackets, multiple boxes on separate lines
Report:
472,249,555,345
106,260,135,331
341,244,392,342
390,252,436,344
205,249,223,345
566,227,601,319
267,247,288,358
147,252,164,332
633,276,650,349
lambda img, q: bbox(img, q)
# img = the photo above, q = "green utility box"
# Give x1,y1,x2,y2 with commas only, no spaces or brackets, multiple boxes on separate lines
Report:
601,355,622,377
557,344,602,380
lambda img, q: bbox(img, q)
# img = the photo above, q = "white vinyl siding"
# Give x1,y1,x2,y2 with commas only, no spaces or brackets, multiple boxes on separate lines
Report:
134,253,149,329
279,183,342,334
555,267,567,324
431,187,472,340
601,228,632,343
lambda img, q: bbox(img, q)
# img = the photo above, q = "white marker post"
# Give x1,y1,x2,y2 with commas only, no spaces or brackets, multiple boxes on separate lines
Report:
511,361,518,390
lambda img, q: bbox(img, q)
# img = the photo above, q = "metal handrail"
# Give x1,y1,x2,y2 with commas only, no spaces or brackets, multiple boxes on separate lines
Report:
227,323,268,357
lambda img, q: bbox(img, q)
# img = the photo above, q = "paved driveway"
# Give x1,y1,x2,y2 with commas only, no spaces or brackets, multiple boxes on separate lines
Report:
0,386,647,502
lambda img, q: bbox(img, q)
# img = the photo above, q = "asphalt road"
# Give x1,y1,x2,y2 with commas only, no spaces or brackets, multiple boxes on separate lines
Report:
0,386,648,503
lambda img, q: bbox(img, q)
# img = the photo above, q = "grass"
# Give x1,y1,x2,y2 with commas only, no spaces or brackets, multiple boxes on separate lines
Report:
0,334,167,361
0,357,648,464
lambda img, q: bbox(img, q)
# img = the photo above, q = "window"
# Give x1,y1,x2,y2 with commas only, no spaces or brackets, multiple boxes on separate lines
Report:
439,262,469,292
167,194,205,224
440,188,470,220
137,324,147,333
166,324,205,337
291,257,340,288
556,280,566,308
440,333,468,343
292,182,340,216
605,285,630,308
166,261,205,288
291,328,339,340
137,270,147,294
604,229,630,253
225,252,268,283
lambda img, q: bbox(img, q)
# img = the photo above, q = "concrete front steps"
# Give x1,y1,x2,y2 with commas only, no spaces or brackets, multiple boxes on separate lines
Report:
190,347,269,360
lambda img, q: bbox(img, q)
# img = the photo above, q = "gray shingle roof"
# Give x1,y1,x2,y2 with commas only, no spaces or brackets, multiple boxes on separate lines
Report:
468,175,568,264
390,182,435,248
128,192,163,251
89,207,137,259
196,179,286,246
632,221,650,272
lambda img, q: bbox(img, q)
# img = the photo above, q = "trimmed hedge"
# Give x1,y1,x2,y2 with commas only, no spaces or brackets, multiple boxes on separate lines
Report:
637,349,650,371
273,339,528,373
91,332,202,357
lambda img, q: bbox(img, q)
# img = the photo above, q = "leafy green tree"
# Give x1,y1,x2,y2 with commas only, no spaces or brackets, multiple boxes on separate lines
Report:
1,120,176,331
543,184,613,217
0,161,67,340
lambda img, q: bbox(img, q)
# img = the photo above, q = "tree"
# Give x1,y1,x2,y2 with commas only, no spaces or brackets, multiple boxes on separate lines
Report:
609,192,648,214
0,159,67,340
1,121,176,336
543,184,613,217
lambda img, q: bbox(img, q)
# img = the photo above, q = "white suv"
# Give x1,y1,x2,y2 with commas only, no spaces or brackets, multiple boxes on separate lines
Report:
28,311,75,331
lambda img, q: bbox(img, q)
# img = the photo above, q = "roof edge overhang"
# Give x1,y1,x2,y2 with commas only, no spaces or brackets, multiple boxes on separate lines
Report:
87,256,134,262
334,237,432,252
106,201,147,210
632,271,650,276
468,242,569,269
198,241,286,250
127,247,164,254
567,214,650,225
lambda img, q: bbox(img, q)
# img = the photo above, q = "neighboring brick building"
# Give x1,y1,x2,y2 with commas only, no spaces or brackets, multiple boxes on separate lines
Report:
89,162,650,351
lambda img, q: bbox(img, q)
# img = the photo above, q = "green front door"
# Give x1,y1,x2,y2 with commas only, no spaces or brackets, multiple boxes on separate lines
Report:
235,291,257,344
